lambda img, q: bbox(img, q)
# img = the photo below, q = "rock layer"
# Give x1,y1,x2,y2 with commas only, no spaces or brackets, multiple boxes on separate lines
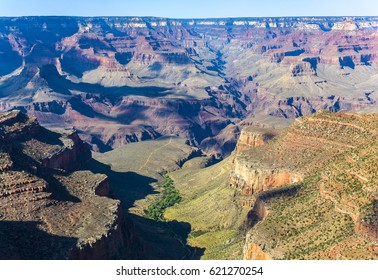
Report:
235,127,278,153
1,17,378,156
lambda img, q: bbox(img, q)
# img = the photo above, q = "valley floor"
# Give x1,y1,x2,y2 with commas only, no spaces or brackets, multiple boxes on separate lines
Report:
90,136,248,259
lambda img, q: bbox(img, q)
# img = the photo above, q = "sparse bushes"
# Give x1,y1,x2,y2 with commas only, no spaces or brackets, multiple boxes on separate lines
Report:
145,175,182,221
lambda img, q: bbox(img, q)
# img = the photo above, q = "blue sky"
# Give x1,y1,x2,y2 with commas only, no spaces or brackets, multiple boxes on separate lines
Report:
1,0,377,18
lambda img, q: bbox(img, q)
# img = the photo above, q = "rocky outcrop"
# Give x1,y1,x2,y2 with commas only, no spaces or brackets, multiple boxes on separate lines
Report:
199,124,241,158
231,133,303,204
0,111,133,259
243,243,272,260
0,110,91,172
291,61,316,76
175,148,203,168
0,110,40,141
68,199,123,260
247,197,268,222
0,171,48,198
231,164,302,199
230,126,300,209
32,130,91,172
235,127,277,153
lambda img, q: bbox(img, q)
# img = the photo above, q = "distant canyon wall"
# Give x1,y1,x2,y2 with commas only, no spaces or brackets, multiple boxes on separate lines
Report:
0,16,377,156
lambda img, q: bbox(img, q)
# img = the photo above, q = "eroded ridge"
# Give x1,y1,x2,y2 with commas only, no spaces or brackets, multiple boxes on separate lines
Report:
231,111,378,259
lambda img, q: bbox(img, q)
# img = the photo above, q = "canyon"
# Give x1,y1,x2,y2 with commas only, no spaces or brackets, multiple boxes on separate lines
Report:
0,110,202,259
163,110,377,260
0,16,377,157
0,16,378,260
2,109,376,259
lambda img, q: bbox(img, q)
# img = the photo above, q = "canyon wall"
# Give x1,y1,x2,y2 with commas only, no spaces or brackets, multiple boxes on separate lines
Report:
0,17,377,156
0,111,136,259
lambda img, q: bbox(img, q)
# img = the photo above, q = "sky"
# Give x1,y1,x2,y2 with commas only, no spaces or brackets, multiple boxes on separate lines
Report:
0,0,377,18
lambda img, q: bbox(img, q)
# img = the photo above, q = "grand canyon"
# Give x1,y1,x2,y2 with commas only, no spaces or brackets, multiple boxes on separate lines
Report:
0,16,377,259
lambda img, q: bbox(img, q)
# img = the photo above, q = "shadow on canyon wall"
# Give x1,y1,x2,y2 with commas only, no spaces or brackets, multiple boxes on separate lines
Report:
86,158,205,260
0,221,77,260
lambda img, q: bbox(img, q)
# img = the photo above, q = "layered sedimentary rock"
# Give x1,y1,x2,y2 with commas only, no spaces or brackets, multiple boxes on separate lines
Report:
0,111,130,259
231,111,378,259
235,127,277,153
0,17,377,156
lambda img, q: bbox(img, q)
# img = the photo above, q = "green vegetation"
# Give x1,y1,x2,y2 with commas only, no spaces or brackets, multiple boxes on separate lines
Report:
92,136,195,215
145,175,182,221
164,157,249,259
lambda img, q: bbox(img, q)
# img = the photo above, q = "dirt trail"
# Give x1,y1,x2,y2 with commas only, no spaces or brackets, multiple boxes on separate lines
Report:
138,137,173,171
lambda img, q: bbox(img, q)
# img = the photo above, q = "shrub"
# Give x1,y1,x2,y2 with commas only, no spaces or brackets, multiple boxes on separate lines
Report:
145,175,182,221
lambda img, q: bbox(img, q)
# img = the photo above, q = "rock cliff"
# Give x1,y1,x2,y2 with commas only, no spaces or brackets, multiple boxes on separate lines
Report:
0,111,133,259
235,127,277,153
